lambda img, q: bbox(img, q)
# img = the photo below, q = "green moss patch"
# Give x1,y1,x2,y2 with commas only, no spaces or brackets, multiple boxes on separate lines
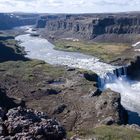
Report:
54,40,130,63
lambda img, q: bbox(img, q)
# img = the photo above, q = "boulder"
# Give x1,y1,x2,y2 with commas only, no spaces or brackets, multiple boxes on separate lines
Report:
100,116,115,125
89,88,102,97
83,72,99,82
53,104,67,114
2,107,66,140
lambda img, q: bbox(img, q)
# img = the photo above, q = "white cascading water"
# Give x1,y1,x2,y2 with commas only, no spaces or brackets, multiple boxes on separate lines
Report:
100,67,140,124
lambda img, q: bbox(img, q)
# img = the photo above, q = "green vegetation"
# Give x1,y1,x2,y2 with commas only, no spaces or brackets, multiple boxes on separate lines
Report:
68,125,140,140
0,38,25,55
0,60,65,82
54,40,130,63
0,34,26,63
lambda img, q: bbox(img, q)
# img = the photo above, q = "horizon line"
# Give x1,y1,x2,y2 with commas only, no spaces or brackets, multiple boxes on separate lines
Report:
1,10,140,15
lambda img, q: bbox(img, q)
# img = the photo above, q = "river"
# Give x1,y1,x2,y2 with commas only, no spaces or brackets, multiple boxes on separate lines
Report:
15,26,140,124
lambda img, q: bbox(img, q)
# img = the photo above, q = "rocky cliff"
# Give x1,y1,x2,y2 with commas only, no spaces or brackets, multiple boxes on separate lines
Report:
0,13,39,30
36,13,140,42
127,56,140,80
0,35,28,62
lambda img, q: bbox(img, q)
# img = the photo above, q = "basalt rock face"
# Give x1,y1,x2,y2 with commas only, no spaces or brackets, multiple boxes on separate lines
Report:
36,14,140,42
50,88,128,130
127,56,140,80
95,89,128,125
36,16,47,28
0,88,23,110
0,38,28,62
0,13,39,30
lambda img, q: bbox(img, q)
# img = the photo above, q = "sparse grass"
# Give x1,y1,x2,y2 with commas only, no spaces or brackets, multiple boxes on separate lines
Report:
2,39,25,54
0,60,65,82
68,125,140,140
54,40,130,63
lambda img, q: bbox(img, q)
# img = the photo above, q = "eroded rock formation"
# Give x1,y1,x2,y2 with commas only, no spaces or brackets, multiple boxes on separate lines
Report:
0,107,66,140
0,88,66,140
127,56,140,80
36,13,140,42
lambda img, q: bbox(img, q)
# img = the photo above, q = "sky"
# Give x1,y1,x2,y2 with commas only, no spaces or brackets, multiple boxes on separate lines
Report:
0,0,140,13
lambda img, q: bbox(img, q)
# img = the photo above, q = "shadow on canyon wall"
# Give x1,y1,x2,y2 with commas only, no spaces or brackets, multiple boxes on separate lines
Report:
128,110,140,125
127,56,140,80
0,88,24,110
0,42,29,62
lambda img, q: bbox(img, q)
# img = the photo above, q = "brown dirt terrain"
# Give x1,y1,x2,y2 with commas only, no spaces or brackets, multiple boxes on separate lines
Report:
0,60,128,131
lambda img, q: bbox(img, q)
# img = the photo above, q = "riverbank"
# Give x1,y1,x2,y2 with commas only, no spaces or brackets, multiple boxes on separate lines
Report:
16,33,117,77
53,39,131,64
37,28,140,66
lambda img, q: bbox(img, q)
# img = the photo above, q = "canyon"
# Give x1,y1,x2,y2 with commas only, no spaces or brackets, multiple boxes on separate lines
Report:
16,26,140,125
1,12,140,139
36,13,140,43
0,13,39,30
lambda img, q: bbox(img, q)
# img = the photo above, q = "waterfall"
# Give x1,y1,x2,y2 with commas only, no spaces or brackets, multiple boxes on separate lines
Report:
98,66,127,90
98,66,140,125
114,67,127,77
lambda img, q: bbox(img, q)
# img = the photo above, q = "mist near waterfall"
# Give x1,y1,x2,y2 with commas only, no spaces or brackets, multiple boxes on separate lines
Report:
103,74,140,124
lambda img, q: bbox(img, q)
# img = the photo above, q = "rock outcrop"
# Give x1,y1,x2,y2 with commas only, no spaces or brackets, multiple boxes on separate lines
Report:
0,88,66,140
95,89,128,125
50,88,128,130
0,107,66,140
127,56,140,80
0,36,28,62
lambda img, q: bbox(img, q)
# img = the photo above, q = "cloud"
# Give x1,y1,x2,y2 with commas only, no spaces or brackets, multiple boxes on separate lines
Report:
0,1,15,6
94,0,140,6
94,0,128,6
16,0,36,2
0,0,139,13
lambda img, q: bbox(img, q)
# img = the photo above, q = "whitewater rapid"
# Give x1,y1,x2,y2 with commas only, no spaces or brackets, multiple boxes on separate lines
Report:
15,27,116,77
16,26,140,123
105,76,140,112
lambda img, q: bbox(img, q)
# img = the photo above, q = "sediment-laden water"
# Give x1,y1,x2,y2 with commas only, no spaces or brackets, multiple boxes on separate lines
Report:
16,27,116,77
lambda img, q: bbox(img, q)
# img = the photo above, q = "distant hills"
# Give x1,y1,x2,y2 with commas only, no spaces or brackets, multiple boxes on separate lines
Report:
0,13,39,30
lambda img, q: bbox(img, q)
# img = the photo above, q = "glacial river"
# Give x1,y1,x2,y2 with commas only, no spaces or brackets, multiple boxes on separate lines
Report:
16,27,140,124
16,36,116,77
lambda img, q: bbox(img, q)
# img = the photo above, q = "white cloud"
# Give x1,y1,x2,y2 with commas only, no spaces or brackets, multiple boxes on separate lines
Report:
0,0,140,13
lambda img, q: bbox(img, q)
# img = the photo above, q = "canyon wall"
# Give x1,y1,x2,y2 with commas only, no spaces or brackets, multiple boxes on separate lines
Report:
36,13,140,42
0,13,39,30
127,56,140,80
